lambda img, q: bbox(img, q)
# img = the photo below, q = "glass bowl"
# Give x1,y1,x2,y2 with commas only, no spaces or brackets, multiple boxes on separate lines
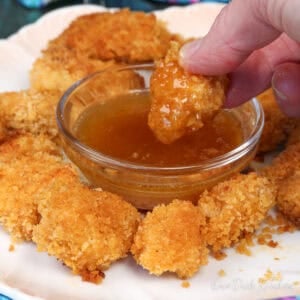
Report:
56,64,264,210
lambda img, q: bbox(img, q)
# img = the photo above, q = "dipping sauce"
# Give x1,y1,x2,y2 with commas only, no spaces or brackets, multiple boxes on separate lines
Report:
74,91,243,167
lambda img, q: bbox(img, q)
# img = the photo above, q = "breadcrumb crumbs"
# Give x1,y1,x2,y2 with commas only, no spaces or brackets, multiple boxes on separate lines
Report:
293,281,300,286
218,269,226,277
181,281,190,288
212,251,227,261
235,239,252,256
258,268,282,284
8,244,15,252
274,257,280,260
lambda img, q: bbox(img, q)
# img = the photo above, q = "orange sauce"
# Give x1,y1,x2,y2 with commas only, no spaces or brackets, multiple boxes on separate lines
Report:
74,91,243,167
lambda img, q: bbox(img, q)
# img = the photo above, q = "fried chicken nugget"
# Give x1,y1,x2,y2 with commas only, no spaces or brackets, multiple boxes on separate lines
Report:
0,90,62,141
148,41,229,144
287,122,300,146
57,9,175,63
257,88,298,153
261,141,300,184
32,166,140,283
198,173,276,252
131,200,208,279
276,171,300,227
31,9,177,91
0,134,64,241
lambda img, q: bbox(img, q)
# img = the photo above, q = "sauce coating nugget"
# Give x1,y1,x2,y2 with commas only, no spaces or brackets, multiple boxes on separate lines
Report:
277,171,300,227
31,9,177,91
131,200,208,279
198,173,276,252
0,90,61,141
0,134,63,241
257,89,298,153
32,167,140,283
148,41,228,144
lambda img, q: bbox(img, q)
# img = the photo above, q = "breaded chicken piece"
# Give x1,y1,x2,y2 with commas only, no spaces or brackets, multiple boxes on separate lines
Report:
33,166,140,283
0,134,64,241
56,10,175,63
148,41,228,144
257,88,298,153
287,122,300,146
277,171,300,227
0,90,62,141
131,200,208,279
31,9,177,91
31,45,115,91
198,173,276,252
261,141,300,184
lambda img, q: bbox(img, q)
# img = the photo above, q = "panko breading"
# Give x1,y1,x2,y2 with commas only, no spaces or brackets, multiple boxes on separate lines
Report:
131,200,208,279
277,171,300,227
32,166,140,283
0,134,64,241
31,9,177,91
257,88,298,153
198,173,276,252
0,90,62,141
56,10,175,63
148,41,228,144
261,142,300,184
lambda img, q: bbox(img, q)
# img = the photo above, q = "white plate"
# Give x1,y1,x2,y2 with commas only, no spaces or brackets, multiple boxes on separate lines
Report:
0,3,299,300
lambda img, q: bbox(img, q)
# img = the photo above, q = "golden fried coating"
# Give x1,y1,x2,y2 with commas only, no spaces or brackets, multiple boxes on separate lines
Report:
31,9,177,91
0,90,62,141
57,10,174,63
31,45,114,91
287,122,300,146
198,173,276,252
0,134,63,241
257,88,298,153
148,41,228,144
32,166,140,283
261,142,300,184
277,171,300,227
131,200,208,279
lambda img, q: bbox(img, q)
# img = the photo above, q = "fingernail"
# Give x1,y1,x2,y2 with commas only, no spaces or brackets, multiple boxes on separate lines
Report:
179,40,202,62
272,76,288,103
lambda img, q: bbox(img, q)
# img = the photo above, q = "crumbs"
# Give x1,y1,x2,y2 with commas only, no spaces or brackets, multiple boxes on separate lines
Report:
258,268,282,284
218,269,226,277
181,281,190,288
8,244,15,252
212,251,227,261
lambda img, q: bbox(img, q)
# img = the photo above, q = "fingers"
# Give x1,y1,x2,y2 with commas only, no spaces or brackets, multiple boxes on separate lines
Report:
180,0,300,75
272,62,300,117
224,34,300,107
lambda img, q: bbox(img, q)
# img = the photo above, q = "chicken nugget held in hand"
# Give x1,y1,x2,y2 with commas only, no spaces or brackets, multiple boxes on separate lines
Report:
148,41,229,144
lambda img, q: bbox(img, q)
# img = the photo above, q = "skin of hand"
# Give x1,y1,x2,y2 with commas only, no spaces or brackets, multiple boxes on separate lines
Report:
180,0,300,117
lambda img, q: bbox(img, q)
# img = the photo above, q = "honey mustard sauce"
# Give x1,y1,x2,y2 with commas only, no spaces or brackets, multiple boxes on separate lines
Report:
73,91,243,167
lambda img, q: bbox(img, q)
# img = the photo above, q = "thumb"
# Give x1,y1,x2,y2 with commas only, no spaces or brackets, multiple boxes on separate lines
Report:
272,62,300,117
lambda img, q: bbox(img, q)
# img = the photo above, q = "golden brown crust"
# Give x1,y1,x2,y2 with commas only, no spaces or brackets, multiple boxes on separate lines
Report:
0,90,62,141
31,9,178,91
0,134,64,241
277,172,300,227
148,41,228,144
32,166,141,281
59,10,175,63
198,173,276,252
257,89,298,153
261,142,300,184
131,200,208,279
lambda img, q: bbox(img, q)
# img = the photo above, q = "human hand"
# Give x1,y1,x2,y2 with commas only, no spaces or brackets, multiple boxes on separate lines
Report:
180,0,300,117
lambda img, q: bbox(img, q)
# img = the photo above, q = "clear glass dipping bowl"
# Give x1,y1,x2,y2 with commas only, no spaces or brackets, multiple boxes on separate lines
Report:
57,64,264,210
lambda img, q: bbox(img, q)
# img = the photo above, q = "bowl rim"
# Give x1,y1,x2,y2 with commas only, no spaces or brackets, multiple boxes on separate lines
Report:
56,64,264,174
